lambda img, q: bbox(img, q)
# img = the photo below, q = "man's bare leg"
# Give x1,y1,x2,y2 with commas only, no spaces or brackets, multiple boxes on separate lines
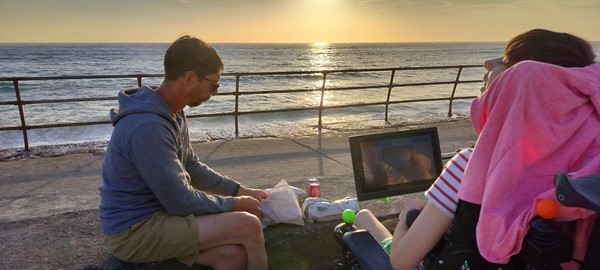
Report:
196,244,246,270
195,211,267,270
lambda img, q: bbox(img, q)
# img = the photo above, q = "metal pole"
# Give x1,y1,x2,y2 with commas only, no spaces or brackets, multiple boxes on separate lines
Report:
234,75,240,138
13,79,30,150
447,67,463,117
317,73,328,129
384,69,396,122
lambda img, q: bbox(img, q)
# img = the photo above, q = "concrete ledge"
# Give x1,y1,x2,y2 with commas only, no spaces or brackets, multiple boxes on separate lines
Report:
82,214,399,270
265,214,399,269
265,221,346,269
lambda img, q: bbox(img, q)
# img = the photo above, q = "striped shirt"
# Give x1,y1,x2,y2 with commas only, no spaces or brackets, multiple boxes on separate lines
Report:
424,148,473,219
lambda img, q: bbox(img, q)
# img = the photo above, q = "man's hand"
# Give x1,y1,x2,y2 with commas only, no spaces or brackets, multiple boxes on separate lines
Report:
237,186,269,202
233,196,264,219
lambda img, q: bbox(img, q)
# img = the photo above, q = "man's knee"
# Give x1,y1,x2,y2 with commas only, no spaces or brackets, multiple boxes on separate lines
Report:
232,212,264,245
235,212,263,234
196,211,264,245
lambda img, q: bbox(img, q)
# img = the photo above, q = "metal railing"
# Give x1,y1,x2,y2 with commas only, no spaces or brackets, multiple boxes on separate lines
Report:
0,65,482,150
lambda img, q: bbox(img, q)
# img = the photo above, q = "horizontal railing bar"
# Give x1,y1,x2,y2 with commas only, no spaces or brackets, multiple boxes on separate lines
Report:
188,107,320,119
323,80,482,92
0,65,482,82
0,74,164,81
224,65,481,76
195,95,481,116
226,80,482,96
0,80,482,106
186,112,237,119
1,97,116,105
0,120,112,131
0,87,479,108
387,97,462,104
233,88,319,95
0,126,23,131
449,96,478,100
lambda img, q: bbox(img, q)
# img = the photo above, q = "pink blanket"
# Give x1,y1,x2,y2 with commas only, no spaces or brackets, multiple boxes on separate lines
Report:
459,60,600,266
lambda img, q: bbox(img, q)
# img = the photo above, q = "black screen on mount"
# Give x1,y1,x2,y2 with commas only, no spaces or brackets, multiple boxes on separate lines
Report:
349,127,443,201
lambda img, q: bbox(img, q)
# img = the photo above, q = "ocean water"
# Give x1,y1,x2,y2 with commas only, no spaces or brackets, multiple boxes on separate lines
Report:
1,42,597,150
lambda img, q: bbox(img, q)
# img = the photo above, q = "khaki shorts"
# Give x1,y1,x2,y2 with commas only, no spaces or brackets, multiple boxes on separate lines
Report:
106,211,200,267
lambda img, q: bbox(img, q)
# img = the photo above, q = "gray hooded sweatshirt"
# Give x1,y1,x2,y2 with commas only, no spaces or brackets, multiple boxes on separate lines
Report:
99,86,239,235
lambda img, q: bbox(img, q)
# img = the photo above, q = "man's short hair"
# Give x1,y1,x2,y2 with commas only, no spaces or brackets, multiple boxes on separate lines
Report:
163,36,224,80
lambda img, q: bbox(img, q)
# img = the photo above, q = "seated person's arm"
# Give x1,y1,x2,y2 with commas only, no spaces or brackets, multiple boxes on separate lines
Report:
185,143,241,196
389,148,472,269
129,123,236,215
390,201,452,270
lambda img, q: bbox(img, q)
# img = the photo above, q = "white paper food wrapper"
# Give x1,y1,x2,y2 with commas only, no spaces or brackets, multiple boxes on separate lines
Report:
260,179,305,228
265,185,308,206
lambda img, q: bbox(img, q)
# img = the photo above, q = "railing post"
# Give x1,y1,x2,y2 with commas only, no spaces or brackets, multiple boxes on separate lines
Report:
447,67,463,117
12,79,30,151
317,72,328,130
384,69,396,122
234,75,240,139
137,75,142,87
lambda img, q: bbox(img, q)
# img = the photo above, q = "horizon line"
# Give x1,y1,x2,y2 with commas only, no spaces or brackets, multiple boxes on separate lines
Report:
0,40,512,45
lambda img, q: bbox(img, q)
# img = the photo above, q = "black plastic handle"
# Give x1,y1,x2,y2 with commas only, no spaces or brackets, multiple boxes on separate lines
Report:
554,173,600,212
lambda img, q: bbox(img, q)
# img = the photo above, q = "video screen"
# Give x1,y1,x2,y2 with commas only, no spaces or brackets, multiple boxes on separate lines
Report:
349,128,442,201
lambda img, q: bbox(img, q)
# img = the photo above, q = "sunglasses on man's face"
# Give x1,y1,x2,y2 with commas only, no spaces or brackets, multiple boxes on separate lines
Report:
203,77,220,94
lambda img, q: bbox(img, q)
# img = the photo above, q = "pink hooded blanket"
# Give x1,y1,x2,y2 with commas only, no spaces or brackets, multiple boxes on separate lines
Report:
459,60,600,265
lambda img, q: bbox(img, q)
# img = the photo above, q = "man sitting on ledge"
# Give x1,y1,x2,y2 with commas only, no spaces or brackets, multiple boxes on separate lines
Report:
99,36,269,270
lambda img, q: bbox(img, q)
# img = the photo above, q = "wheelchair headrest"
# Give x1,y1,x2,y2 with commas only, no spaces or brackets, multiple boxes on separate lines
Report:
554,173,600,212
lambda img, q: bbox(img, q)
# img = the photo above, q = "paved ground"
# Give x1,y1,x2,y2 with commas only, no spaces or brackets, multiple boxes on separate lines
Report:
0,120,477,269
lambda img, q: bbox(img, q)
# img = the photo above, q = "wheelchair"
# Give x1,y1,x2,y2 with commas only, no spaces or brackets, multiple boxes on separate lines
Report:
335,173,600,270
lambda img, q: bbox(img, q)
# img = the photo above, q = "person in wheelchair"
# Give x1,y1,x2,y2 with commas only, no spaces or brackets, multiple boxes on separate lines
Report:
353,29,598,270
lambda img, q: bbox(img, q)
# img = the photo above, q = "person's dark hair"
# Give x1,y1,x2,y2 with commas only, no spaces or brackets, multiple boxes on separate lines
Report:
504,29,596,68
163,35,224,80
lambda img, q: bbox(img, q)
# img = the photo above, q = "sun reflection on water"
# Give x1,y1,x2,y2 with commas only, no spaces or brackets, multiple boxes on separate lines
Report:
306,42,335,106
309,42,331,70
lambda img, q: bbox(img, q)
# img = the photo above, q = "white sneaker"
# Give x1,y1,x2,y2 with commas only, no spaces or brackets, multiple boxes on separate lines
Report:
302,197,360,223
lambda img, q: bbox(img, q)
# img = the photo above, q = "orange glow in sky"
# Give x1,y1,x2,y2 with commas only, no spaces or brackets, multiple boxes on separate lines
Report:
0,0,599,43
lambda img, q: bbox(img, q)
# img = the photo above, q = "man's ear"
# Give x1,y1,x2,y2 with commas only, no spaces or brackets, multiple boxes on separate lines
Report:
182,71,197,87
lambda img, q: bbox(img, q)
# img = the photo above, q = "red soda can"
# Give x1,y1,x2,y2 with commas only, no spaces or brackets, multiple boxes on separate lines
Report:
307,177,321,198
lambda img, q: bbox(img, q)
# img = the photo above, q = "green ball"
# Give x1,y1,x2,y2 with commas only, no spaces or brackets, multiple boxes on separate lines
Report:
342,209,355,223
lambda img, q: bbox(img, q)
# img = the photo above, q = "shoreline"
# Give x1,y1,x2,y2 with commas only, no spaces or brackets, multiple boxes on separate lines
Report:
0,116,470,161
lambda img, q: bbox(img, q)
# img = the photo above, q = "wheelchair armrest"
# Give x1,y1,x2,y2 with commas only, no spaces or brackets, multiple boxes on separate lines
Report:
343,230,394,270
555,173,600,212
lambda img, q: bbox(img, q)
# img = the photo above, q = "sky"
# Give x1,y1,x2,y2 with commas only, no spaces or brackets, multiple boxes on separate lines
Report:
1,0,599,43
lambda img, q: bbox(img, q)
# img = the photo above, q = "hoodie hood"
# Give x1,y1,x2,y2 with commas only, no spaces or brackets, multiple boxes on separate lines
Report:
110,86,176,127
